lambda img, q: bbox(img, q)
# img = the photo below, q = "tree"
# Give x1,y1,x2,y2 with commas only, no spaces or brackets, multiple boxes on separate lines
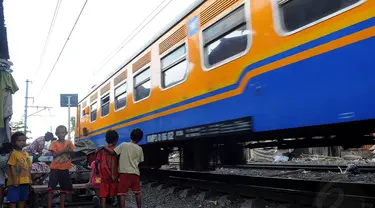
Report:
70,117,76,133
10,120,31,135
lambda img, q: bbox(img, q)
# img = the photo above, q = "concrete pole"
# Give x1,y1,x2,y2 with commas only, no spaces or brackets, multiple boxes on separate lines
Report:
24,80,30,134
67,96,71,140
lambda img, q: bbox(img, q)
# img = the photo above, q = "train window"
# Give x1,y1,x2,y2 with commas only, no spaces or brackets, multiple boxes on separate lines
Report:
115,82,127,110
276,0,362,32
161,44,187,88
202,5,249,68
90,102,97,122
101,94,110,117
134,67,151,102
82,108,87,117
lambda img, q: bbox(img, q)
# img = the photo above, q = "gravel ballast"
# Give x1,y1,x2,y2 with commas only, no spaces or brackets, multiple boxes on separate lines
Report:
124,183,244,208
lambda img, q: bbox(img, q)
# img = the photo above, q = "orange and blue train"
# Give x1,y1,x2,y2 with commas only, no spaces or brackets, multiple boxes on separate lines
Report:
75,0,375,168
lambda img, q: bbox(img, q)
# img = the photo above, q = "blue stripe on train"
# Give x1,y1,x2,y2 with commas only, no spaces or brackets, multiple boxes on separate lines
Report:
87,35,375,147
86,16,375,136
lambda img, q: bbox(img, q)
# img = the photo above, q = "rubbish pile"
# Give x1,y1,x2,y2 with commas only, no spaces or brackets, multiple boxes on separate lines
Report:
23,139,94,185
247,145,375,165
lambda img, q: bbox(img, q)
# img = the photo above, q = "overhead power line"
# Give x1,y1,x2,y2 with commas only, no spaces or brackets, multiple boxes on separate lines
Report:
33,0,62,80
35,0,89,102
92,0,173,76
27,106,52,118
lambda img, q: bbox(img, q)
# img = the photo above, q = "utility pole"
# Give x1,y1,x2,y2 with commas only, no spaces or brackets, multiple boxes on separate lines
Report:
24,80,31,134
67,95,71,140
23,78,52,135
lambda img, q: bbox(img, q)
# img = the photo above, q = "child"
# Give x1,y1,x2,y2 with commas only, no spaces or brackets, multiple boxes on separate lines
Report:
47,125,75,208
7,131,32,208
23,132,55,155
97,130,119,208
88,160,101,208
0,146,12,208
0,154,7,208
103,128,144,208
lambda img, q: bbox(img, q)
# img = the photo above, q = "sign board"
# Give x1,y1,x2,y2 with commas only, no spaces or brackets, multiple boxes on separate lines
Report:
60,94,78,107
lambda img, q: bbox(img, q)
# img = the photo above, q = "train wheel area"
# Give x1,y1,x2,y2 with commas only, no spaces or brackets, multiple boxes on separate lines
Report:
142,132,375,171
142,139,248,171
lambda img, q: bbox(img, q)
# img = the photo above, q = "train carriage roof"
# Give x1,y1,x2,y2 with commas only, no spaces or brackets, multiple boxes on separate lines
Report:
80,0,205,103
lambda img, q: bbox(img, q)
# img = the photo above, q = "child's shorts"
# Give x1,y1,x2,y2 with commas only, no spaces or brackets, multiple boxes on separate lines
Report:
48,169,73,194
7,184,29,202
99,180,118,198
117,173,140,195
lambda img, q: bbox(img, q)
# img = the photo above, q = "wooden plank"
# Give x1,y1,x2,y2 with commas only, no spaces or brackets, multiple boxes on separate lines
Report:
32,183,88,193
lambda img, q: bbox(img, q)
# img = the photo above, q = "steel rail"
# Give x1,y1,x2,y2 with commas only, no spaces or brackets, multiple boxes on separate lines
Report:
217,163,375,173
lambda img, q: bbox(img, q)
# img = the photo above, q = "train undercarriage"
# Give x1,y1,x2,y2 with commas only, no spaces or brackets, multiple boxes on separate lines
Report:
142,119,375,171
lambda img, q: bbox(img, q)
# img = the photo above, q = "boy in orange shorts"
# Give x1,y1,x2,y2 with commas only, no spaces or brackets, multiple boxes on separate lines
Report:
103,128,144,208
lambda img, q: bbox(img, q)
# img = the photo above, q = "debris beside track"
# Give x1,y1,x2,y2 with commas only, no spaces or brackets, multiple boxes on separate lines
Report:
214,167,375,183
248,152,375,166
284,155,375,166
248,146,375,164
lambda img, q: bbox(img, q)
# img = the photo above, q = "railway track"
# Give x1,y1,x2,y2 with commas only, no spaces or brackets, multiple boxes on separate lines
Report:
168,161,375,173
141,168,375,208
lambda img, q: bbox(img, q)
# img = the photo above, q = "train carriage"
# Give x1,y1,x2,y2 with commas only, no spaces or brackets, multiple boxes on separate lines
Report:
75,0,375,169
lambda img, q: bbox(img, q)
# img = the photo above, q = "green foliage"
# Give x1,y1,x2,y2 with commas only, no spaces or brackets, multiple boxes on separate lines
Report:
10,120,31,135
70,117,76,132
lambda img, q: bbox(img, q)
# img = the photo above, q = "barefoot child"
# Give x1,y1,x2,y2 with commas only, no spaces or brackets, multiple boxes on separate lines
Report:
7,132,32,208
0,153,7,208
47,125,75,208
0,147,12,208
97,130,119,208
89,160,101,207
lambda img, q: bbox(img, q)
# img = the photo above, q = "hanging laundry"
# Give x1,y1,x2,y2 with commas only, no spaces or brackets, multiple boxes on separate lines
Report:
0,68,18,126
0,68,18,147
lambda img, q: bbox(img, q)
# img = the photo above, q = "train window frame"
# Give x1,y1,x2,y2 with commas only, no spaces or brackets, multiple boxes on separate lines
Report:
90,101,98,123
160,41,189,90
100,93,110,118
133,65,152,103
81,108,88,117
81,105,85,117
114,81,127,111
272,0,365,36
199,1,252,71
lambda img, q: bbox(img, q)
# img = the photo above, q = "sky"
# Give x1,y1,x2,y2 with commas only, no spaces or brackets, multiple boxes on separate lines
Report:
4,0,197,141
